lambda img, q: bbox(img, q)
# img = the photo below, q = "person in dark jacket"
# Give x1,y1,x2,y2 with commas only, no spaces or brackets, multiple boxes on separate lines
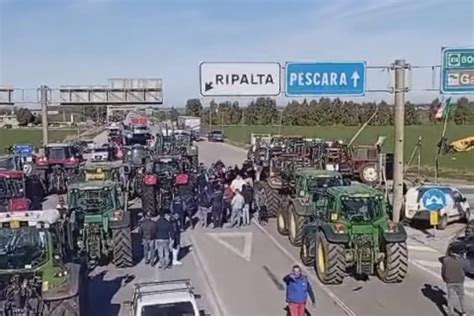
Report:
170,213,182,266
195,189,211,228
283,265,315,316
155,211,173,269
138,212,157,265
211,185,224,228
197,170,208,194
442,248,468,316
170,194,186,231
241,184,253,226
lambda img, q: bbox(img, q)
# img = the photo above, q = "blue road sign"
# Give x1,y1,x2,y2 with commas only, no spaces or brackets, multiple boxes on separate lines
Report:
285,62,366,96
421,188,448,211
441,47,474,94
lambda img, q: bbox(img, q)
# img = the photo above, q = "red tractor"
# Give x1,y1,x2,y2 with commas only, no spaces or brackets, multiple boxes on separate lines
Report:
36,143,82,194
0,169,31,212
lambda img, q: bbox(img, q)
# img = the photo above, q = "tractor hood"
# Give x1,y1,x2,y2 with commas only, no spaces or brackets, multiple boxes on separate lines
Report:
8,197,31,212
0,169,23,179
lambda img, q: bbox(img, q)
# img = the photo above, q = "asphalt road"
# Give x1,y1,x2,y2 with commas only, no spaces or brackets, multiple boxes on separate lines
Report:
42,132,474,316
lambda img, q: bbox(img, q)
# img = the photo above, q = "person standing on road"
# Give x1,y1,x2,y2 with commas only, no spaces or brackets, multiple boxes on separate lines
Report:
211,184,225,228
155,211,173,269
253,182,267,224
442,245,468,316
223,183,234,223
241,184,253,226
171,194,186,231
170,213,182,266
138,212,157,265
230,189,244,228
230,174,246,194
283,265,315,316
195,189,211,228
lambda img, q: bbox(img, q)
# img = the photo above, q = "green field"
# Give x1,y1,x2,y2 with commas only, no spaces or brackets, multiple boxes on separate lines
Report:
0,128,79,151
220,124,474,177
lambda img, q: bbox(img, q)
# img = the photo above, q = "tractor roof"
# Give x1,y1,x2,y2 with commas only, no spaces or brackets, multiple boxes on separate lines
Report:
83,161,122,169
68,180,116,190
0,169,23,178
327,184,381,197
46,143,70,148
295,168,341,178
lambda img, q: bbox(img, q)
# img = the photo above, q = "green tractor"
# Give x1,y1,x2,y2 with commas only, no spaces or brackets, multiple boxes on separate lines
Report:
0,209,87,315
65,181,133,269
275,168,346,247
299,184,408,284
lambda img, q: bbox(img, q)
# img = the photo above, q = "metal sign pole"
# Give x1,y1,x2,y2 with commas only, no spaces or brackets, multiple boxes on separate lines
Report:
40,85,49,146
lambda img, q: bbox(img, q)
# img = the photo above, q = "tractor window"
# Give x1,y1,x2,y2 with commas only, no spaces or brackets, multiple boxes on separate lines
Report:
340,196,381,221
0,158,15,170
313,194,328,219
47,147,71,160
308,177,343,192
72,189,115,210
0,227,48,269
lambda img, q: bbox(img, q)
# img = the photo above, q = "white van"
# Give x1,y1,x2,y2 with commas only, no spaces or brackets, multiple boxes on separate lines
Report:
404,185,470,229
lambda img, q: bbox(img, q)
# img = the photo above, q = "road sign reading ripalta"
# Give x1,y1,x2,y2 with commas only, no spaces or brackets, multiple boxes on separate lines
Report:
441,47,474,94
286,61,366,96
200,62,281,97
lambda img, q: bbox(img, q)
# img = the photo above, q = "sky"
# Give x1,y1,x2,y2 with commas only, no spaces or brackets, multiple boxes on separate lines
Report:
1,0,473,107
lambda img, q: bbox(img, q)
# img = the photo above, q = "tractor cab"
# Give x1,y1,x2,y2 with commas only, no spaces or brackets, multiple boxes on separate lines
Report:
82,160,122,183
294,169,345,201
125,145,150,167
0,209,85,315
108,124,123,144
0,155,19,171
0,169,30,212
37,143,81,168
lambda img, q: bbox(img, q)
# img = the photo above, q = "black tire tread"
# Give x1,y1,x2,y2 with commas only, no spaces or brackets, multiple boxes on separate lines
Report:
262,182,279,217
315,232,345,285
288,202,305,247
379,242,408,283
300,235,315,266
141,185,157,216
112,227,133,268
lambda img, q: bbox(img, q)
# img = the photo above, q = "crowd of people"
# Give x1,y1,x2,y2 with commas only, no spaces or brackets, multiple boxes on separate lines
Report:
138,159,267,270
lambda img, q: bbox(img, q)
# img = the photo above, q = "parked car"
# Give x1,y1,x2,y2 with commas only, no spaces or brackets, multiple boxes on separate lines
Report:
404,184,471,229
208,130,224,142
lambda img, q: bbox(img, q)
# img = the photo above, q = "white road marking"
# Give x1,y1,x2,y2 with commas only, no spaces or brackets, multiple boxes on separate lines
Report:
186,232,227,316
207,231,253,262
407,244,439,253
253,220,357,316
411,259,474,295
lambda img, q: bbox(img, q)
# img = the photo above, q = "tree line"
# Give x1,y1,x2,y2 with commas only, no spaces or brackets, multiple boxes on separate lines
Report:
184,97,474,126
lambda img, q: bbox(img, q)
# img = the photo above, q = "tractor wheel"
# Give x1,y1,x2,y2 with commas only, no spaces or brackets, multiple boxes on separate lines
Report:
359,162,379,186
112,227,133,268
314,232,345,285
377,241,408,283
142,185,157,216
277,207,288,235
262,182,279,217
288,203,305,247
300,234,315,266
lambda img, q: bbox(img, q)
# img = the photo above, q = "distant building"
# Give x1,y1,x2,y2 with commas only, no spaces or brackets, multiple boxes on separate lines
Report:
0,114,19,128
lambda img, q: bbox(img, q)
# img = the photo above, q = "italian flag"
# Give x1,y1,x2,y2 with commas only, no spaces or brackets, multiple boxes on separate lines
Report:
434,97,452,119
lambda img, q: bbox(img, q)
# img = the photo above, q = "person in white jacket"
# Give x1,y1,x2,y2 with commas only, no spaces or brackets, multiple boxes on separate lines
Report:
230,174,246,193
230,189,245,228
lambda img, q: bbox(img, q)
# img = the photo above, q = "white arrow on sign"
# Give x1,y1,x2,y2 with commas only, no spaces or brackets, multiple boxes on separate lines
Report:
351,71,360,87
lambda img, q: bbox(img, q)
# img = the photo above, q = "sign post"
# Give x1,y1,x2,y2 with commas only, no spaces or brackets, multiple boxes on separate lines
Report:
441,47,474,94
199,62,281,97
285,61,366,96
421,188,448,236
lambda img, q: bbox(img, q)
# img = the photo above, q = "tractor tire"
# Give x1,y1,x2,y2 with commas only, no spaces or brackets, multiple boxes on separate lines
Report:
142,185,157,216
314,232,345,285
112,227,133,268
377,241,408,283
288,202,305,247
47,295,80,316
277,206,288,235
300,234,315,266
359,162,379,186
262,182,279,217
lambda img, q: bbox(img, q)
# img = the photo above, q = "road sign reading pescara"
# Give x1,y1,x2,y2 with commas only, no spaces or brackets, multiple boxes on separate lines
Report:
200,62,281,97
285,61,366,96
441,47,474,94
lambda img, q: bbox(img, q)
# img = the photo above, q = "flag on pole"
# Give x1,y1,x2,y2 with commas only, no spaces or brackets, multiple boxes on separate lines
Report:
434,97,452,119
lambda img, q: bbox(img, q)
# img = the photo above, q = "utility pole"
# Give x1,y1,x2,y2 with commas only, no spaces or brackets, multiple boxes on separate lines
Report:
40,85,49,145
221,111,224,131
392,60,407,223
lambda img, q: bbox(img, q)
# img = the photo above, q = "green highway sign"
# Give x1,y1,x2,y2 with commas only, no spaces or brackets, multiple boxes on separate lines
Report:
441,47,474,94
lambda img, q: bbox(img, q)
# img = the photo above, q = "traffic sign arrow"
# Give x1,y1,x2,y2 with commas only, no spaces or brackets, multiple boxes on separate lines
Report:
205,82,213,91
351,71,360,87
